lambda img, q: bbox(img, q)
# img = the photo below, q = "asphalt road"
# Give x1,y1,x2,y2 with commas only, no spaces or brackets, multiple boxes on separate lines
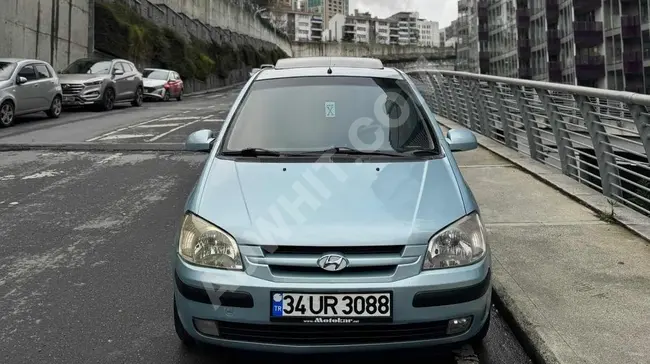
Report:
0,87,533,364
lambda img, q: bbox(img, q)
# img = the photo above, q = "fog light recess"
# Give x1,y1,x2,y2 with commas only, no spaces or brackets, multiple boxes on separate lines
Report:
446,316,472,335
193,318,220,336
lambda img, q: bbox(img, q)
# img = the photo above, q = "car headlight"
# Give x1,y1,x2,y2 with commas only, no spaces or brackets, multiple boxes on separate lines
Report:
84,80,102,86
423,212,487,270
178,213,243,270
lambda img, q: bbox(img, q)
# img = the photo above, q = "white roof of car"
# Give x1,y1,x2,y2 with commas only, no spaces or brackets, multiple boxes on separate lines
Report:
275,57,384,70
256,56,401,80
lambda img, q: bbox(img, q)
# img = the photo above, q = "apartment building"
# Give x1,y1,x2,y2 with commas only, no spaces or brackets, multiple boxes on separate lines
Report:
269,8,323,41
307,0,349,27
417,19,440,47
455,0,650,92
456,0,488,73
323,11,400,45
387,12,421,45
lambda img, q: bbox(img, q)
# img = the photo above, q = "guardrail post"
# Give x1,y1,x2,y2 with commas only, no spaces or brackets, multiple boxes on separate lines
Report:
430,73,452,119
488,82,515,149
448,77,466,127
574,95,618,197
511,85,541,160
472,81,491,136
628,104,650,159
460,78,481,131
535,89,577,176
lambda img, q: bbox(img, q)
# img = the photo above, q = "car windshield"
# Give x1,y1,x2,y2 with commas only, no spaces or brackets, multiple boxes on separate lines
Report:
222,76,437,154
0,62,17,81
61,59,112,74
143,70,169,80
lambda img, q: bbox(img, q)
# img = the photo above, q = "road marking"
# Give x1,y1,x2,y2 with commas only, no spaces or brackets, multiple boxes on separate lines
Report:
135,123,182,128
146,115,214,142
159,116,200,121
202,119,224,122
100,134,155,140
98,153,123,164
85,114,174,141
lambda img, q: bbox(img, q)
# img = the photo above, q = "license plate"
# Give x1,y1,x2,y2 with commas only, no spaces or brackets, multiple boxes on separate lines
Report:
63,96,74,102
270,292,392,323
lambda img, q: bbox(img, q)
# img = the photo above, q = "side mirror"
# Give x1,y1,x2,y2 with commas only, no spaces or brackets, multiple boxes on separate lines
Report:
186,129,215,152
16,76,28,85
113,69,124,76
446,128,477,152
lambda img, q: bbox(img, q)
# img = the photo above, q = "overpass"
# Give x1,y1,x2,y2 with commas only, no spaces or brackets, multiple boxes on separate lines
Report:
402,67,650,364
291,42,456,63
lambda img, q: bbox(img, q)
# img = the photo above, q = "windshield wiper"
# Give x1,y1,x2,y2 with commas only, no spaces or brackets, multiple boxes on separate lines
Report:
221,148,285,157
301,146,407,157
398,148,439,156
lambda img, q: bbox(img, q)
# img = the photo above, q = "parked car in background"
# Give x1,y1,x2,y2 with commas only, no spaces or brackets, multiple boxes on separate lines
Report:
0,58,63,127
142,68,184,101
58,58,144,111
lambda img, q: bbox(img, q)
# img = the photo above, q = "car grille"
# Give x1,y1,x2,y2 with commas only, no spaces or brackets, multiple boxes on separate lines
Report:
260,245,405,278
215,320,450,345
61,83,84,95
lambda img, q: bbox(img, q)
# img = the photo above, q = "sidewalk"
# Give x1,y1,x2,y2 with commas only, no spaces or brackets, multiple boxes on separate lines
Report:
437,116,650,364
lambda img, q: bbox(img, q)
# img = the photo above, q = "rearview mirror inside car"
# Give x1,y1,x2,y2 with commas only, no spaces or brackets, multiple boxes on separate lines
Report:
446,128,478,152
186,129,215,152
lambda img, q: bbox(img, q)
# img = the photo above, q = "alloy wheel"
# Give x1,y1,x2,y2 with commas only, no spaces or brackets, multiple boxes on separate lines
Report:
0,102,15,127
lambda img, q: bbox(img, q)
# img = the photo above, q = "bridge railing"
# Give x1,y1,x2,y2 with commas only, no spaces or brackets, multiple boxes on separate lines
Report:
405,68,650,216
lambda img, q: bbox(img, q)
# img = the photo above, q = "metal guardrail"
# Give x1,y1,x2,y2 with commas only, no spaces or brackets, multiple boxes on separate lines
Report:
406,69,650,216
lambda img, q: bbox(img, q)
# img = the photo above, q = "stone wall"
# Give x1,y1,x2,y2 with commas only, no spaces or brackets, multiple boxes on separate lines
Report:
292,42,456,62
0,0,92,70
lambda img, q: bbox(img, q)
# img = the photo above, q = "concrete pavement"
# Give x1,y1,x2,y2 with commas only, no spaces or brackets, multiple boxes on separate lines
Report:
439,116,650,364
0,91,532,364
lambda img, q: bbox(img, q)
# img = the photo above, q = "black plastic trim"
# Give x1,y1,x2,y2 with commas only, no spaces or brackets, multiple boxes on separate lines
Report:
412,269,491,308
174,271,254,308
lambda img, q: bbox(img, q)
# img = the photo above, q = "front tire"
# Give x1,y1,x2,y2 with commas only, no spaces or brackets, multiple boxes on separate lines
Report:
162,90,170,102
132,86,143,107
46,95,62,118
101,88,115,111
176,89,183,101
174,298,196,348
0,101,15,127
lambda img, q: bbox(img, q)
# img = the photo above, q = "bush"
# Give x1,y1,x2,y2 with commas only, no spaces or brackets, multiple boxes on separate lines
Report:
94,1,288,81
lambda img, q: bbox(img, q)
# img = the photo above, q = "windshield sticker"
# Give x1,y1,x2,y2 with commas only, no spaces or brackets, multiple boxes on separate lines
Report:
325,101,336,118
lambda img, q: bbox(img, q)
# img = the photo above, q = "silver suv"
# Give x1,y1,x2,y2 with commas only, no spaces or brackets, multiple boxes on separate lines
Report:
58,58,144,111
0,58,63,127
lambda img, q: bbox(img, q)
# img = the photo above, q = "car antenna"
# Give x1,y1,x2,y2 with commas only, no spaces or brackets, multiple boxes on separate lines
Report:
327,56,332,74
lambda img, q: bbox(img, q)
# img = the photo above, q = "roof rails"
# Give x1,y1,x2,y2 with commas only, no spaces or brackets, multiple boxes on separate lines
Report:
274,57,384,70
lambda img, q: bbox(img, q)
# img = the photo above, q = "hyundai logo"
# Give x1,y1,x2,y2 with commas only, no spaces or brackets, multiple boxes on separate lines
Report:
317,254,349,272
62,84,70,89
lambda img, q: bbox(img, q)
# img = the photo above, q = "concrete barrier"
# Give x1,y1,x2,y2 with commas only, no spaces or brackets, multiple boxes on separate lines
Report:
291,42,456,62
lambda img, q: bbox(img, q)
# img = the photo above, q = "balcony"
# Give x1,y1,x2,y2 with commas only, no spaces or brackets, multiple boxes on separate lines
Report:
548,61,562,82
573,21,604,48
575,55,605,80
516,9,530,28
547,30,560,55
574,0,600,14
344,25,355,34
623,51,643,73
621,15,640,39
518,67,532,79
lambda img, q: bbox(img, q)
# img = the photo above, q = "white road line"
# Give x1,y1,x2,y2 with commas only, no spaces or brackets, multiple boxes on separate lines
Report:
135,123,182,128
85,114,174,141
146,115,214,142
202,119,224,122
100,134,155,140
159,116,200,121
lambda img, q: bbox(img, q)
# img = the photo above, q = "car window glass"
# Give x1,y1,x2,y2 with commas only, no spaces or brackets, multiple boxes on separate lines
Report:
0,62,17,81
18,65,38,81
35,64,51,79
113,63,124,73
174,72,181,80
223,76,435,153
122,63,134,72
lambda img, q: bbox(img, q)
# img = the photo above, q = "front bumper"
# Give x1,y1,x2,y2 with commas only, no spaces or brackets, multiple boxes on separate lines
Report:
61,87,102,106
144,87,165,99
174,253,492,353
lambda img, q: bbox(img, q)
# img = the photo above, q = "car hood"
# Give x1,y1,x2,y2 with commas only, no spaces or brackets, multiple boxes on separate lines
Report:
192,158,467,246
143,79,166,88
58,74,106,83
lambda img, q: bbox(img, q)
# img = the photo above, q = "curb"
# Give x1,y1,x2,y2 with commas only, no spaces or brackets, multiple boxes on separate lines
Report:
437,116,650,364
184,82,246,97
0,142,198,152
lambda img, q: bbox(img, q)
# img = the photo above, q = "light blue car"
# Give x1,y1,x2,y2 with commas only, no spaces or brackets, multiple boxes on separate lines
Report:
174,57,491,353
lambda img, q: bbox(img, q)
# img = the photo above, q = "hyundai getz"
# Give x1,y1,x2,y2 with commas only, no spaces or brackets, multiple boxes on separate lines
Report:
173,57,491,353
